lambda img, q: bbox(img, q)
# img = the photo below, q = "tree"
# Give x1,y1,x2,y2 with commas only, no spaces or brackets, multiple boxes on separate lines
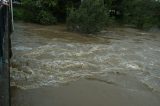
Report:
67,0,108,33
122,0,159,29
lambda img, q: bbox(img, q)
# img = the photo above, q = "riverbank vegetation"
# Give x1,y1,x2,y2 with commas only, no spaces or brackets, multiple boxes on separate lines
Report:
13,0,160,33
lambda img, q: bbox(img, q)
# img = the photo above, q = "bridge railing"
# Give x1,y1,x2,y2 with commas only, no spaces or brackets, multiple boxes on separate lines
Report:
0,0,13,106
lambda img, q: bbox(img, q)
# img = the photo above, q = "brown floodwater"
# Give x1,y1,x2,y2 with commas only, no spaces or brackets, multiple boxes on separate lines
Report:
11,22,160,106
11,79,160,106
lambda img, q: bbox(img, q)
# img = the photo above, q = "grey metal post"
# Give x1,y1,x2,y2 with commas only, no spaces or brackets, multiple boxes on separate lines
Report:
0,0,11,105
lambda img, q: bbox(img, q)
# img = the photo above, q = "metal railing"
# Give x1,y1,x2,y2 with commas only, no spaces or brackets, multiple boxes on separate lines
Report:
0,0,13,106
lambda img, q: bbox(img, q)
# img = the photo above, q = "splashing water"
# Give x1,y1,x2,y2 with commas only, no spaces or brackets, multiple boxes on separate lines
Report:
10,23,160,92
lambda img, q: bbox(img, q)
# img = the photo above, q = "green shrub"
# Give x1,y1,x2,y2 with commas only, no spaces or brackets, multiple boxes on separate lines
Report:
67,0,108,34
36,10,57,25
13,7,25,20
13,7,34,22
122,0,160,29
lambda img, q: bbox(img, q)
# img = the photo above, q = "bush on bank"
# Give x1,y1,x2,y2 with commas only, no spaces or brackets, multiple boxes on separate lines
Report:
36,10,57,25
122,0,160,29
13,0,57,25
67,0,108,34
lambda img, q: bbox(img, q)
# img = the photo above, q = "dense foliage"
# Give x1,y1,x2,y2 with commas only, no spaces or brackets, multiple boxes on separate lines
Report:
13,0,160,32
36,10,57,25
13,0,80,24
122,0,160,29
67,0,108,33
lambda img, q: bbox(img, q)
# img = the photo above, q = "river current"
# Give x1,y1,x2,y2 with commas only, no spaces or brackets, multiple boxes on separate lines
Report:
10,23,160,93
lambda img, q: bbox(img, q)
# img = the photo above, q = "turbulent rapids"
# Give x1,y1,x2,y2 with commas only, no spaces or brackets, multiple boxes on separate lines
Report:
10,23,160,92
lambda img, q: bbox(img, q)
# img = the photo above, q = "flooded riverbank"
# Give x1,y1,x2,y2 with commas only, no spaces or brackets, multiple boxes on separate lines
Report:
11,22,160,105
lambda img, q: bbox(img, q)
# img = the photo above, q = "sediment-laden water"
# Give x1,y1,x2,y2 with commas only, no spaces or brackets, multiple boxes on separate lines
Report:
11,23,160,93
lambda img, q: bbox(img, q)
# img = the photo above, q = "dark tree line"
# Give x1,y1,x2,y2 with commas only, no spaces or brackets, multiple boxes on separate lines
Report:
13,0,81,24
14,0,160,33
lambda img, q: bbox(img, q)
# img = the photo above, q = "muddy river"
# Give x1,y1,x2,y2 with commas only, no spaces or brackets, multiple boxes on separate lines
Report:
11,22,160,106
